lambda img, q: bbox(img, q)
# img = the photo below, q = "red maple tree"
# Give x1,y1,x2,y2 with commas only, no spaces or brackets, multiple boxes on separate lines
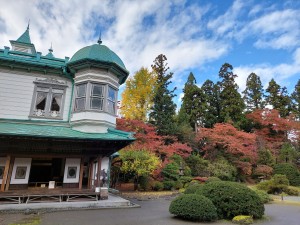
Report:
197,123,258,175
116,118,192,159
246,109,299,154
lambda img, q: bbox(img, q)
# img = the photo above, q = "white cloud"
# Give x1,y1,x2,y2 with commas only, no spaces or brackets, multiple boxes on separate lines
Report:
239,9,300,49
207,0,245,37
234,47,300,92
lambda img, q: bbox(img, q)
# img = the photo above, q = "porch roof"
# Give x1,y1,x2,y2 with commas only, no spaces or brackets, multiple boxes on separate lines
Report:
0,120,135,141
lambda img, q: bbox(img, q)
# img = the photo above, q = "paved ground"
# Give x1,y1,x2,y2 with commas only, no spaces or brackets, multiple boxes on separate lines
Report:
1,198,300,225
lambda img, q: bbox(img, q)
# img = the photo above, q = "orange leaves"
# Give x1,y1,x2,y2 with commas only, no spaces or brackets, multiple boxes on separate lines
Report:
197,123,257,161
116,118,192,159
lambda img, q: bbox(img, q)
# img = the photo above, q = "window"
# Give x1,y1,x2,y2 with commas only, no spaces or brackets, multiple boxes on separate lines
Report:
30,79,67,119
74,82,117,115
75,84,86,111
107,86,116,114
90,84,104,110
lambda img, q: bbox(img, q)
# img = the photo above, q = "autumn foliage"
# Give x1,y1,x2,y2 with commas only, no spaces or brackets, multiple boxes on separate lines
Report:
197,123,257,175
247,109,299,154
116,118,192,159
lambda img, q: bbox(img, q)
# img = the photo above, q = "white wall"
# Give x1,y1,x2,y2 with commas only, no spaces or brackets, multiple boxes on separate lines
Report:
0,69,72,121
10,158,32,184
63,158,81,183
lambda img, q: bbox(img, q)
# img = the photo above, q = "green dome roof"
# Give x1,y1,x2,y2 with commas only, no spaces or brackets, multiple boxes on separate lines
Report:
69,43,126,70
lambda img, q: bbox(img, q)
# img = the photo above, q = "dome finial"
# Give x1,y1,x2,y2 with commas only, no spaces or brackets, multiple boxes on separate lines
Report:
97,31,102,44
49,42,53,53
27,19,30,30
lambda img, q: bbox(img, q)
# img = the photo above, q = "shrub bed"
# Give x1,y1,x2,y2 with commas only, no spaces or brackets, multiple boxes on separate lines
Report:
169,194,217,221
232,215,253,225
184,183,202,194
196,181,264,219
274,163,300,186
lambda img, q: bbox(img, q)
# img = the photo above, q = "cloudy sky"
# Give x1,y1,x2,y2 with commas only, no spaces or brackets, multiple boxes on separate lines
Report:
0,0,299,107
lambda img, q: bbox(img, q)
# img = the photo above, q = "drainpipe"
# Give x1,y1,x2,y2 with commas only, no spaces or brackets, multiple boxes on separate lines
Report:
68,77,74,123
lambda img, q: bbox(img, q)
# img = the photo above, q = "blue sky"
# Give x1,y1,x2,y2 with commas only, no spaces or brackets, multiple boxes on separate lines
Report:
0,0,299,108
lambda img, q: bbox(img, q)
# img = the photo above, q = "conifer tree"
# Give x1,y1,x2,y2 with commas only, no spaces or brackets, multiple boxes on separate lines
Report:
291,79,300,119
266,78,292,117
179,72,206,130
218,63,245,124
149,54,177,136
121,67,156,121
201,79,221,128
242,72,265,112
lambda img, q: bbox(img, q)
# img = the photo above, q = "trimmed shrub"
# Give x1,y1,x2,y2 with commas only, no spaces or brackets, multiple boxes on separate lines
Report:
174,180,183,190
162,162,179,181
196,181,264,219
257,174,289,194
253,189,272,203
283,186,299,196
163,180,175,190
207,159,237,181
169,194,218,221
179,176,192,186
232,215,253,225
184,183,202,194
206,177,221,183
152,181,164,191
274,163,300,186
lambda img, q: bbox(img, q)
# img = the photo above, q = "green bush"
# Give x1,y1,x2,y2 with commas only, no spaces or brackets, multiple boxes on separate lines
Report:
185,155,210,176
207,158,237,181
274,163,300,186
174,180,183,190
256,174,289,194
206,177,221,183
152,181,164,191
184,183,202,194
196,181,264,219
283,186,299,196
163,180,176,190
138,175,151,191
162,162,179,181
232,215,253,225
179,176,192,186
169,194,218,221
253,189,272,203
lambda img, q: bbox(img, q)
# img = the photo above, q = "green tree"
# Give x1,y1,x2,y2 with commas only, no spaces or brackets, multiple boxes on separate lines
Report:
218,63,245,124
201,79,221,127
120,67,156,121
179,72,206,130
149,54,177,136
257,148,275,166
279,142,300,163
291,79,300,119
120,149,160,190
242,72,265,112
266,78,292,117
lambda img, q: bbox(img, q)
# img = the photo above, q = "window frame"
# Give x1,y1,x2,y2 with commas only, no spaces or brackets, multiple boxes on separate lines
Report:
73,82,117,115
29,80,67,120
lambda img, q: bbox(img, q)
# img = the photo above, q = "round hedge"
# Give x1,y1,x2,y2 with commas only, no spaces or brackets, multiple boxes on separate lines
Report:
196,181,264,219
169,194,218,221
184,183,202,194
274,163,300,186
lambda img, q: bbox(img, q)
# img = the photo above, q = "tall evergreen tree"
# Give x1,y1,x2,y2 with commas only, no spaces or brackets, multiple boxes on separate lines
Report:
242,72,265,112
179,72,206,130
266,78,292,117
149,54,177,136
291,79,300,119
218,63,245,124
201,79,221,128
